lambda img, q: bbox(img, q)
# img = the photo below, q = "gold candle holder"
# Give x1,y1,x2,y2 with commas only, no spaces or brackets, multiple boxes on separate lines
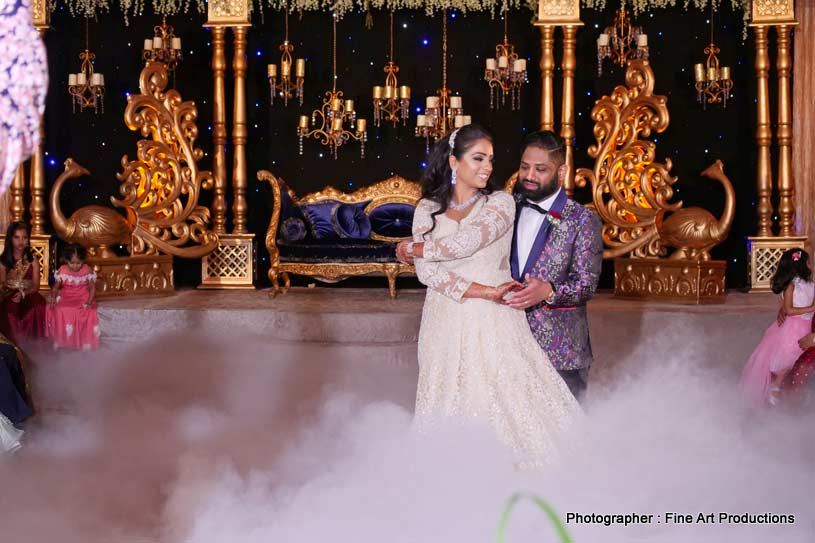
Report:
268,4,305,107
372,11,412,128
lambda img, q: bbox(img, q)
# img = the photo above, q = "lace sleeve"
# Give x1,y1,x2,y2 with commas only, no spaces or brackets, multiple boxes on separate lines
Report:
412,199,471,302
421,192,515,262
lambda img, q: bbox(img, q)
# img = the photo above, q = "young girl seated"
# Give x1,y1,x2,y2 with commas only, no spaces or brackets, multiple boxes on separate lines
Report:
46,244,100,350
741,248,815,406
0,333,32,453
0,222,47,343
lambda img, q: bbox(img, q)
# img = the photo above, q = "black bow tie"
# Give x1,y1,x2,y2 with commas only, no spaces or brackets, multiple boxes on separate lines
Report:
518,200,547,215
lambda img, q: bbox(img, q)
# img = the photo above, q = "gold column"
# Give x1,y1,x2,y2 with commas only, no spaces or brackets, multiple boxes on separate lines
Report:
211,26,228,235
200,2,255,290
10,165,25,223
560,25,579,196
753,25,773,237
30,29,47,236
538,25,555,131
230,26,249,235
29,2,51,289
747,1,803,292
775,25,795,237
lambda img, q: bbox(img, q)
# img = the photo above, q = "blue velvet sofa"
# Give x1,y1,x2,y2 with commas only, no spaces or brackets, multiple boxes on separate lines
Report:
258,170,421,298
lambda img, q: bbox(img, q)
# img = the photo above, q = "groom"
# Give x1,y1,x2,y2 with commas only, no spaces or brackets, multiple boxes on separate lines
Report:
505,131,603,401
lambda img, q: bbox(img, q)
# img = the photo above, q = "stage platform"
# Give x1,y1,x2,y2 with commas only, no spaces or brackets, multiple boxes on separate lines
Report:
99,288,779,382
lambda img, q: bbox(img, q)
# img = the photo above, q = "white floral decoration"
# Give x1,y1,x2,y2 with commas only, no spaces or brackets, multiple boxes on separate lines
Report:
53,0,751,22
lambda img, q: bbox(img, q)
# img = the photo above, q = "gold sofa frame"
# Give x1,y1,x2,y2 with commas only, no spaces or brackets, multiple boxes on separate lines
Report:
259,170,420,299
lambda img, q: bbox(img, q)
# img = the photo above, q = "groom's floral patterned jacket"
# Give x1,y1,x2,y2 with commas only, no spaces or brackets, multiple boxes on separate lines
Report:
521,198,602,371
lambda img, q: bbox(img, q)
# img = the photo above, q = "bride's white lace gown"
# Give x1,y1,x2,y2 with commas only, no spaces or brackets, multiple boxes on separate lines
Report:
413,191,581,466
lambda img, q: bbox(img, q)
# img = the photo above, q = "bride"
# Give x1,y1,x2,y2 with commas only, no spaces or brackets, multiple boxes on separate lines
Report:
397,124,581,467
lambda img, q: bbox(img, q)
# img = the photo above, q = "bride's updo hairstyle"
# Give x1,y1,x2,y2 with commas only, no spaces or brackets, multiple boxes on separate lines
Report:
420,123,501,236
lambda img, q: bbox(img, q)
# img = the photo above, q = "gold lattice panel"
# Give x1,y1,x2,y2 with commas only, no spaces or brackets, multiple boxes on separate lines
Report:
200,234,255,289
748,236,807,292
0,234,51,290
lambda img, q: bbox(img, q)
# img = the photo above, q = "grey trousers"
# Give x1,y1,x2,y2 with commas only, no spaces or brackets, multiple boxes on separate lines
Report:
558,367,590,403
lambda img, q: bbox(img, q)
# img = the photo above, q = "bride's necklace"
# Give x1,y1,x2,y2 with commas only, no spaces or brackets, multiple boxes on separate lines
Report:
448,191,482,211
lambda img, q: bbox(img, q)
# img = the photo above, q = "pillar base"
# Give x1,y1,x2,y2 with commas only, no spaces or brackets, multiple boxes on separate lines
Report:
199,234,256,289
0,234,52,289
748,236,807,292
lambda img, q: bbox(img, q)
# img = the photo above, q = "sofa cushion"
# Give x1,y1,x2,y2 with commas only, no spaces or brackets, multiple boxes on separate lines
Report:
280,217,308,243
278,180,306,223
301,201,341,240
333,200,372,239
369,203,415,239
278,239,396,263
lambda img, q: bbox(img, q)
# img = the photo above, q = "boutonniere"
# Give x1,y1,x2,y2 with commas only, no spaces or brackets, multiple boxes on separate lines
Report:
547,211,563,227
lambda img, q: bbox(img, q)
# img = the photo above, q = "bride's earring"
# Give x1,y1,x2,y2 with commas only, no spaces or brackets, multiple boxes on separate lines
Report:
451,168,458,185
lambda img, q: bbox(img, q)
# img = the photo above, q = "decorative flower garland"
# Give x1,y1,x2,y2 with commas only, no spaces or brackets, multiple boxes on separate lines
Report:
54,0,752,23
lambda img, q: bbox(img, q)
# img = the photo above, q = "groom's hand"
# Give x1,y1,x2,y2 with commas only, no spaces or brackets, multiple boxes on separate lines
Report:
505,274,553,309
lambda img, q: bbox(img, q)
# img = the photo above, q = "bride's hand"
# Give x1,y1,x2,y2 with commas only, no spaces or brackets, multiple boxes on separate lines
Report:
395,241,414,265
487,281,523,303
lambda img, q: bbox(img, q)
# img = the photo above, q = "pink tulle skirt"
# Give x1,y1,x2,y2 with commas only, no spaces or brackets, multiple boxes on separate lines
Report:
740,316,812,406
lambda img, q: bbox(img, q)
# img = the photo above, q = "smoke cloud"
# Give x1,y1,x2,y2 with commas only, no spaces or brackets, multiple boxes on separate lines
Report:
1,331,812,543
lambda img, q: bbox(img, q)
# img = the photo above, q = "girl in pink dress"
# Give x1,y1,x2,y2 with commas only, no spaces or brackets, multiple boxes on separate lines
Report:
741,248,815,406
47,244,99,350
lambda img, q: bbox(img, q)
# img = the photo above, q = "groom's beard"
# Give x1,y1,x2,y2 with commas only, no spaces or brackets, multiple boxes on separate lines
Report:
516,175,559,202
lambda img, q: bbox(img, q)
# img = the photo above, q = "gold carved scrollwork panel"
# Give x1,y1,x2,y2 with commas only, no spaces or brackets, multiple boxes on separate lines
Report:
751,0,795,24
207,0,250,25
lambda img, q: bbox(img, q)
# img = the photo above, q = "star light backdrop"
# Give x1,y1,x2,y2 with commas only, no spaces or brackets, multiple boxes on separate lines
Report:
42,5,757,288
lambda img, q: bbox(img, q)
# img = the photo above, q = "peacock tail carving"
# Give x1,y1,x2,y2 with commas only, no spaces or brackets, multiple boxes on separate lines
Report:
50,62,218,259
112,61,217,257
575,60,735,261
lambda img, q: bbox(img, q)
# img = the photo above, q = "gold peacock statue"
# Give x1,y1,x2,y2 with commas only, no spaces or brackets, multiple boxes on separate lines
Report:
49,61,218,259
575,60,735,262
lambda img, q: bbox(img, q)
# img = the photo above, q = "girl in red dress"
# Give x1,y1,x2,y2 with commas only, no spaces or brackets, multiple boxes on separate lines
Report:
0,222,47,343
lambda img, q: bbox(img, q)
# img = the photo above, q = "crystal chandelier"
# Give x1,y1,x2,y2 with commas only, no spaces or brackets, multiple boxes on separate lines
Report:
142,16,182,75
416,10,470,151
596,3,649,76
372,11,411,127
298,13,366,159
693,2,733,109
268,3,305,107
68,18,105,114
484,11,527,110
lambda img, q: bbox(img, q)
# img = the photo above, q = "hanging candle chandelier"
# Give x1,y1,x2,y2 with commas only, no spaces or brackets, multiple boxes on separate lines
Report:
372,11,411,127
142,16,182,75
67,18,105,114
268,3,305,107
693,1,734,109
596,2,649,76
484,11,527,110
416,10,470,151
297,13,366,159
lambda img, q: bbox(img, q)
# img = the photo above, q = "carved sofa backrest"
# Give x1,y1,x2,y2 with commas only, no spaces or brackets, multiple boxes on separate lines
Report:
259,171,421,249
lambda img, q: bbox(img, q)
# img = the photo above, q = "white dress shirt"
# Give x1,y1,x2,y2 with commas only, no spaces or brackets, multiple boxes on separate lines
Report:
515,187,562,275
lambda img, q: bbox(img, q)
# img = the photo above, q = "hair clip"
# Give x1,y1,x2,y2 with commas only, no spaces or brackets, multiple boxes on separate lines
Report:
448,128,460,153
792,250,802,262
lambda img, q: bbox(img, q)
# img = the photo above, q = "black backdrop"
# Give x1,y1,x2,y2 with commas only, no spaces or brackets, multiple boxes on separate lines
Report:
42,4,768,289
